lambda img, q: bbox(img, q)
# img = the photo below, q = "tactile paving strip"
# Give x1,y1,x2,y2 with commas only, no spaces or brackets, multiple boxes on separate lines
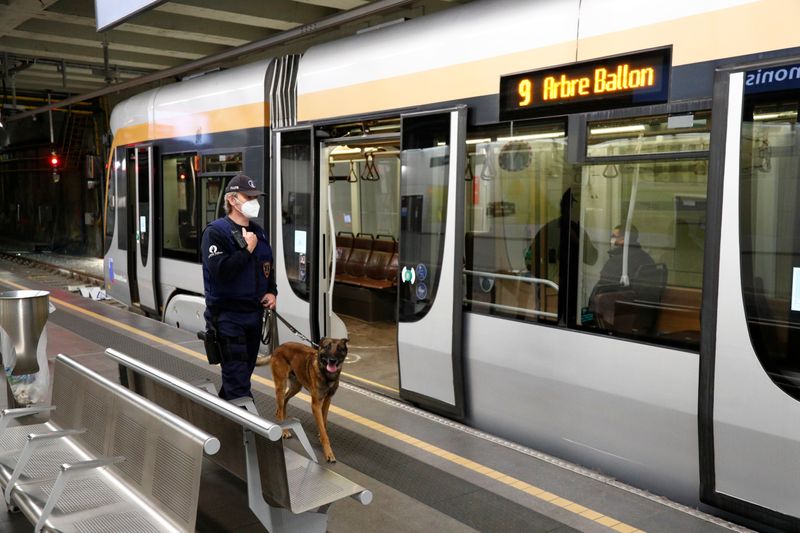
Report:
50,309,578,533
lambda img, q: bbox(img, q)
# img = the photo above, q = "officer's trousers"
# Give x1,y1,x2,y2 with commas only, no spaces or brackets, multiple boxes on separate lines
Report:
210,309,262,400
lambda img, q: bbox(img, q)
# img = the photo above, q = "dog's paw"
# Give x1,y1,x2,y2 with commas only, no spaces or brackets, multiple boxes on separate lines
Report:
325,453,336,464
282,429,293,439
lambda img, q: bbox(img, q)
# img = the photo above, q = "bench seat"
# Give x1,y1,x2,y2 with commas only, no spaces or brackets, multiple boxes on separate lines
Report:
0,354,219,533
107,347,372,533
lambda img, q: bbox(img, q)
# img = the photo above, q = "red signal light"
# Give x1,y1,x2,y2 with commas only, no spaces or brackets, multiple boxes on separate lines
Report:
49,153,60,167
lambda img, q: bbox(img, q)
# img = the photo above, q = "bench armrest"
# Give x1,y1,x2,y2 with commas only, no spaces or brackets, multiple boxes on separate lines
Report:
33,456,126,533
27,428,86,442
61,456,126,474
279,419,318,463
5,428,87,504
0,406,55,432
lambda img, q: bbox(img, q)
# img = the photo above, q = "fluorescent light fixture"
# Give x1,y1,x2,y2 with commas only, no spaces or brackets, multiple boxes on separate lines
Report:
330,145,361,155
466,138,492,145
496,132,565,142
753,111,798,121
589,125,646,135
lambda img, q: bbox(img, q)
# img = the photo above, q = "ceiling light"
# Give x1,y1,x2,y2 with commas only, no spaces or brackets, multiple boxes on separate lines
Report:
589,125,646,135
496,132,565,142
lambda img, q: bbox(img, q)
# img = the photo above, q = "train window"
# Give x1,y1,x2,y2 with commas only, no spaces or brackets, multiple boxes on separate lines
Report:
203,153,242,174
327,143,400,239
463,120,568,324
161,153,197,260
586,112,711,158
740,95,800,399
281,131,314,301
399,113,452,321
136,148,150,266
577,115,708,349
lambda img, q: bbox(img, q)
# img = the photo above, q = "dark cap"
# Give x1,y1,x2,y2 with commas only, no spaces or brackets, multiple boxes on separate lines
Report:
225,174,265,196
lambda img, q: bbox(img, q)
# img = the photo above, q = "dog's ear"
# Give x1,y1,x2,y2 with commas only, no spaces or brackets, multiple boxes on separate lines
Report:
341,338,349,347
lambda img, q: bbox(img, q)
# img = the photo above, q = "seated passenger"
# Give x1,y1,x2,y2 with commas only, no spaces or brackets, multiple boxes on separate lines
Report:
586,224,660,329
593,224,655,294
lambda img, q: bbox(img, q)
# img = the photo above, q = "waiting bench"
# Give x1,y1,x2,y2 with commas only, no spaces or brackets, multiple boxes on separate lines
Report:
0,353,219,532
106,347,372,533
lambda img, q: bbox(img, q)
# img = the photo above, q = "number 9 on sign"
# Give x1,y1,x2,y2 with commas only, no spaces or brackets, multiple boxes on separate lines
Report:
518,78,532,107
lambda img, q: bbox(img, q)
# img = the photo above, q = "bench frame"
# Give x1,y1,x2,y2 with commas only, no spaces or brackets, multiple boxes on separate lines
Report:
1,353,220,533
106,347,372,533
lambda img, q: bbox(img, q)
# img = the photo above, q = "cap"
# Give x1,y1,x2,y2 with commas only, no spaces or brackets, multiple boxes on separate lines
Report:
225,174,265,196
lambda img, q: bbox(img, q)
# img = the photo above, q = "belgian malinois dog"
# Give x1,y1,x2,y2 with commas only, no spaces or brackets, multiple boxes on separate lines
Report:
270,338,348,462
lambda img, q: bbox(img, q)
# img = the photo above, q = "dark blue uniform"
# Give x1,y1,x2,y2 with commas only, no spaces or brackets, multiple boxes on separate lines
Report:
201,216,277,400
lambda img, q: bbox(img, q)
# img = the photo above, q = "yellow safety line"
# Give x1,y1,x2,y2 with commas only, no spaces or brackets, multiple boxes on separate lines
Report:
340,371,398,394
0,276,644,532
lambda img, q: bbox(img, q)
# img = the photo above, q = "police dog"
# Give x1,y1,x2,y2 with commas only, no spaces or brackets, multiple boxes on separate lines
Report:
270,338,348,463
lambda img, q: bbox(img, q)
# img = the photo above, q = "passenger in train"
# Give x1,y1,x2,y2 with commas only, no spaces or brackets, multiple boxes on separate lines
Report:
525,189,598,322
201,174,278,401
586,224,663,330
592,224,655,293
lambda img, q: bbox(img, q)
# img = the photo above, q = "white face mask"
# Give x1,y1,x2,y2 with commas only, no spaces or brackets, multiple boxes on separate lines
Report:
238,198,260,219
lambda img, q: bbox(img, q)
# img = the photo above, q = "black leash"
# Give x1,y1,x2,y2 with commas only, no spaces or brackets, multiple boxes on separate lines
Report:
264,309,319,349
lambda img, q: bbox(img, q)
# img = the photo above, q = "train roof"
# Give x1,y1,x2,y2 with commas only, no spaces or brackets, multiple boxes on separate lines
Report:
110,60,272,143
296,0,797,121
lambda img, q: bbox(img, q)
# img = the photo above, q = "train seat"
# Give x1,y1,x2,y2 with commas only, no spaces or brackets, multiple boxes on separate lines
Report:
336,232,354,275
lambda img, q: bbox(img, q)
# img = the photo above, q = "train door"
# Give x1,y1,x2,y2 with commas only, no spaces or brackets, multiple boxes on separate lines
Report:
703,59,800,529
322,127,402,394
397,108,466,416
273,128,319,342
129,145,159,315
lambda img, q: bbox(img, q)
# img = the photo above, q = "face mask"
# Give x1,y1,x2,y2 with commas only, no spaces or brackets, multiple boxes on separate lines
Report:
239,198,260,219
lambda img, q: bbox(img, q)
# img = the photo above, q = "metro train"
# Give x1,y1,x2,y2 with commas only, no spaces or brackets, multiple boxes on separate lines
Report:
103,0,800,528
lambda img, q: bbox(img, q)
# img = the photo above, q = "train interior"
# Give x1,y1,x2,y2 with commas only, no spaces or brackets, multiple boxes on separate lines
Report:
320,120,402,393
464,112,710,349
314,112,715,391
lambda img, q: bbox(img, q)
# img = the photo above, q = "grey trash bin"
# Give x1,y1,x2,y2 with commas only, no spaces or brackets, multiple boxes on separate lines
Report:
0,290,50,375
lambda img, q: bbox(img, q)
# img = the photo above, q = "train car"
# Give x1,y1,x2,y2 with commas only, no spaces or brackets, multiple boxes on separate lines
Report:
105,0,800,528
103,57,297,330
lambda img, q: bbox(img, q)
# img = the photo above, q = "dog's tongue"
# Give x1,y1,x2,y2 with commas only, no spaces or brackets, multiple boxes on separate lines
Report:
326,361,338,373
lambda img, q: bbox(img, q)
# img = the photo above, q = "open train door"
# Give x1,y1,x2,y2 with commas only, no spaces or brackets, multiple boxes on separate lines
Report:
397,107,466,417
273,127,319,343
702,60,800,530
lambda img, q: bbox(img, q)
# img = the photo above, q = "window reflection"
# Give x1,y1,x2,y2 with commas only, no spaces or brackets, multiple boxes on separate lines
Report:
741,96,800,399
578,116,708,348
161,153,197,257
464,113,708,350
464,122,569,323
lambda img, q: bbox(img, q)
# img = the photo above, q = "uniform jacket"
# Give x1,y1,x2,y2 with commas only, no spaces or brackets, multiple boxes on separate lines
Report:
201,216,277,313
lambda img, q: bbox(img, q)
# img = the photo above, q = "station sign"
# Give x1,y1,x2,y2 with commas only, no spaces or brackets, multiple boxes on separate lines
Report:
499,48,671,120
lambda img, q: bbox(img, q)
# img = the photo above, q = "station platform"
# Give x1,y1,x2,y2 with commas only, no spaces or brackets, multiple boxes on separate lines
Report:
0,256,753,533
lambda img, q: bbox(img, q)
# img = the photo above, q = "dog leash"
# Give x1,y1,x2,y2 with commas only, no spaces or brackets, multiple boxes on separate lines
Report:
266,309,320,349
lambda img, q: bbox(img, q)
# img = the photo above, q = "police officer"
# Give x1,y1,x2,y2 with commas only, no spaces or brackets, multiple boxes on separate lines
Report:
201,174,277,401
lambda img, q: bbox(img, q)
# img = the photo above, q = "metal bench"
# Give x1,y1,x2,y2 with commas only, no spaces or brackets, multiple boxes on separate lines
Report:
105,347,372,533
0,353,220,533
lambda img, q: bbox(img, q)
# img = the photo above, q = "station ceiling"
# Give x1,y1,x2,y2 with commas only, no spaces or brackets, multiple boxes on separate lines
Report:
0,0,466,107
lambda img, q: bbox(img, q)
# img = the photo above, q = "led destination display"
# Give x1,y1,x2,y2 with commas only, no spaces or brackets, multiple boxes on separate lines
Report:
500,48,671,120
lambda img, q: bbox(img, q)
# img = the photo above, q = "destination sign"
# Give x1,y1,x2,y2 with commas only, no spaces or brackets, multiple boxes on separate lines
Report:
500,49,671,120
744,63,800,94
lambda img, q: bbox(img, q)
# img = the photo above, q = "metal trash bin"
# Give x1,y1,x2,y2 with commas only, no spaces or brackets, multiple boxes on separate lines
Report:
0,290,50,375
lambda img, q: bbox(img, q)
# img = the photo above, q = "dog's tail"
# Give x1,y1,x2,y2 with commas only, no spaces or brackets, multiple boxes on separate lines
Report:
255,353,271,367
